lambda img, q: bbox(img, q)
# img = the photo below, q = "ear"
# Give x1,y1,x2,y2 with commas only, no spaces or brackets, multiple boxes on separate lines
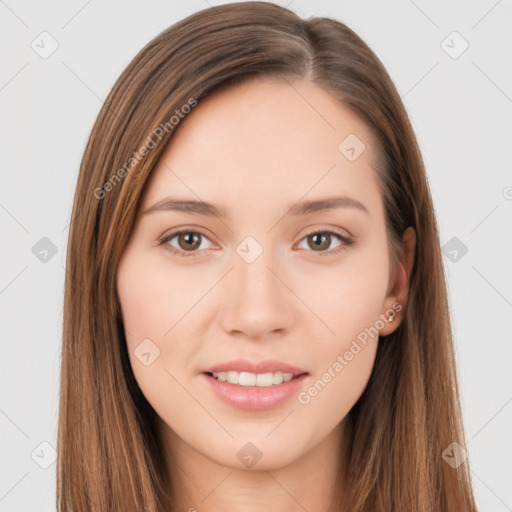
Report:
379,226,416,336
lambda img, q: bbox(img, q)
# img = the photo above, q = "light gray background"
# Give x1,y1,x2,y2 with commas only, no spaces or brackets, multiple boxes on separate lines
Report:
1,1,511,510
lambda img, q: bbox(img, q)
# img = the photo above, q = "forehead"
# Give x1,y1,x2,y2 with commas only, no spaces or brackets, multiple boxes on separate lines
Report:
141,78,382,219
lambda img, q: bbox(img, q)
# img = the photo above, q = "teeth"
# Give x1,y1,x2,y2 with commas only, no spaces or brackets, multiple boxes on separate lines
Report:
239,372,256,386
272,371,284,384
256,373,273,387
211,371,296,386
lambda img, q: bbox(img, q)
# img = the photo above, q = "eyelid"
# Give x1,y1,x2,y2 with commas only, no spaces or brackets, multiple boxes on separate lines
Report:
158,225,215,243
300,224,353,240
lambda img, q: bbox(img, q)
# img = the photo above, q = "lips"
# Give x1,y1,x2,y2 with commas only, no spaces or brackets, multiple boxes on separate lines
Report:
201,359,309,411
202,358,308,375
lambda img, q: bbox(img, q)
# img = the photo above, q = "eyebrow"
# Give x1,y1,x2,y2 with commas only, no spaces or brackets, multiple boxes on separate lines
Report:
143,195,369,218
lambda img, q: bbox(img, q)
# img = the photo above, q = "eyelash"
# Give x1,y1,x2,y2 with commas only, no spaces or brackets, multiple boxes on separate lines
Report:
158,227,353,258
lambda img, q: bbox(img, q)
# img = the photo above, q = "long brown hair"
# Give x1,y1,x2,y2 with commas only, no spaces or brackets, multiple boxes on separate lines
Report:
57,2,478,510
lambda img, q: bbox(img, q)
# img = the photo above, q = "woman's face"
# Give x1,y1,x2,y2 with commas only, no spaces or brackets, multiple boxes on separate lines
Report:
117,78,407,472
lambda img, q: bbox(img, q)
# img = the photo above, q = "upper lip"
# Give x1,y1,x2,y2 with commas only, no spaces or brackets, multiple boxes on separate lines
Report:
202,359,308,375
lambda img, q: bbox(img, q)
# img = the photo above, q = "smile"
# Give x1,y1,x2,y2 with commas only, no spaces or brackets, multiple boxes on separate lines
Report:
202,367,308,411
208,370,299,387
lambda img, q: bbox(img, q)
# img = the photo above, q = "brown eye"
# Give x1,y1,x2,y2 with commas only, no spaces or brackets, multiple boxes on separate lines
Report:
307,232,332,251
160,230,214,257
297,229,352,255
176,231,202,251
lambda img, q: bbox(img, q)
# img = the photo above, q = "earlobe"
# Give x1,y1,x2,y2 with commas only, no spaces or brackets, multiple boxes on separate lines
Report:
379,226,416,336
378,296,401,336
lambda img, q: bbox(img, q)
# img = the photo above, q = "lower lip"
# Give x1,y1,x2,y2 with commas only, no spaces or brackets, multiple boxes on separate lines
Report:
202,373,309,411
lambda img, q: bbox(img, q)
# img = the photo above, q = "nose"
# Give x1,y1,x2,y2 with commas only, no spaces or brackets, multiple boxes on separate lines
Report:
219,247,296,341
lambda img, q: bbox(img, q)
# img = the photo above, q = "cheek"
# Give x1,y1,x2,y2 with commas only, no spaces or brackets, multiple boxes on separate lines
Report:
297,322,380,434
117,251,199,426
293,242,388,419
117,252,161,339
297,338,378,441
116,247,214,393
117,248,202,345
296,245,390,346
116,251,177,390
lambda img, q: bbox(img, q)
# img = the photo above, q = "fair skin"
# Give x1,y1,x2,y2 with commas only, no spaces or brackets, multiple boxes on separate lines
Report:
117,77,415,511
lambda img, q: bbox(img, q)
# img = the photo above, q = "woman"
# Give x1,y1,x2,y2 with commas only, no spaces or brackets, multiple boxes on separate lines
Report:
57,2,479,510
